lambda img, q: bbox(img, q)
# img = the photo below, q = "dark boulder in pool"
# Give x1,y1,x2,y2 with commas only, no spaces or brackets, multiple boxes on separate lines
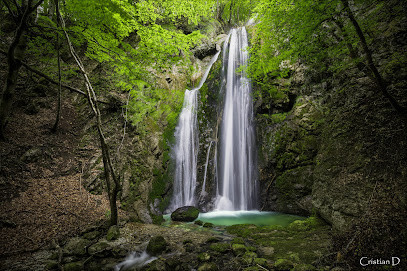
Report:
171,206,199,222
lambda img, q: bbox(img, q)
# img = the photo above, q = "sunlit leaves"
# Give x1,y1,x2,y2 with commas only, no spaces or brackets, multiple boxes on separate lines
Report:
58,0,216,132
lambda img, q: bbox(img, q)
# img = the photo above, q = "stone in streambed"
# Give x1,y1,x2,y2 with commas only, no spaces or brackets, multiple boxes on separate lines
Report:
64,237,90,256
106,225,120,241
232,243,247,256
274,258,294,270
146,236,168,256
63,262,83,271
197,262,217,271
170,206,199,222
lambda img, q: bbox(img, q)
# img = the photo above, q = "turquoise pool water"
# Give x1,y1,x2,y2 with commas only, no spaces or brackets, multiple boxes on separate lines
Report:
164,210,305,227
197,210,304,226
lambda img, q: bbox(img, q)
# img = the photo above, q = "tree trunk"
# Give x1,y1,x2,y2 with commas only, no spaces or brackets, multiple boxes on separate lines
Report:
56,1,120,226
341,0,406,115
0,7,30,140
51,0,61,133
0,0,45,140
228,0,234,25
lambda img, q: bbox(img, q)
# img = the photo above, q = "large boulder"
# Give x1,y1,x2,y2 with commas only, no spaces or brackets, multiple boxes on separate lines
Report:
170,206,199,222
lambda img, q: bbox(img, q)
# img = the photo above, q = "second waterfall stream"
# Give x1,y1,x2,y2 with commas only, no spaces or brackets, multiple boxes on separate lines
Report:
170,49,221,210
170,26,258,212
216,27,257,211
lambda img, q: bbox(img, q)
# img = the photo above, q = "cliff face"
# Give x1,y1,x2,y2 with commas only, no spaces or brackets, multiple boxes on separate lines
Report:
256,15,407,231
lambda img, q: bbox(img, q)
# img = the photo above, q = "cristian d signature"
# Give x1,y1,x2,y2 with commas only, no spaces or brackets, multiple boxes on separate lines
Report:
360,257,400,267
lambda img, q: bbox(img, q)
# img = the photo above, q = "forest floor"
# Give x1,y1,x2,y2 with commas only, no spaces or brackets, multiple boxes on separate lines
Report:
0,75,126,259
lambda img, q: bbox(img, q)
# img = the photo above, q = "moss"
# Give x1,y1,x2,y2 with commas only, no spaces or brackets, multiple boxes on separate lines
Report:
194,220,204,226
242,267,262,271
198,252,211,262
270,112,288,123
288,216,326,232
152,214,164,225
232,243,247,255
209,242,230,253
241,251,258,264
197,262,217,271
274,259,294,271
253,258,268,267
203,222,214,228
63,262,83,271
171,206,199,222
64,237,90,256
146,236,168,256
225,220,331,266
293,264,316,271
88,241,110,255
226,224,258,238
106,225,120,241
232,237,245,244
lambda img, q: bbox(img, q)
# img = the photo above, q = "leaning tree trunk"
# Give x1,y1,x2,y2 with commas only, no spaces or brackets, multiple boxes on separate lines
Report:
340,0,406,115
56,1,120,225
0,0,45,140
0,9,30,140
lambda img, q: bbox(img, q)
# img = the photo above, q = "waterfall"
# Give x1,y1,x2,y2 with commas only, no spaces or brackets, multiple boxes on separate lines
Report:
216,27,258,211
200,140,213,197
170,50,221,210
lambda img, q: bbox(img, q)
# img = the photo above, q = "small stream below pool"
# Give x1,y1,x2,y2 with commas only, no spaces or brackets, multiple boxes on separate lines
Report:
115,211,305,270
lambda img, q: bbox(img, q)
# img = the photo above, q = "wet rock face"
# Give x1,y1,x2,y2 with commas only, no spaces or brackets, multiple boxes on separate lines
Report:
171,206,200,222
257,95,323,216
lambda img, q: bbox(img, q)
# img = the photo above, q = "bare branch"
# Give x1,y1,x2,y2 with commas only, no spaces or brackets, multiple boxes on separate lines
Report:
2,0,17,18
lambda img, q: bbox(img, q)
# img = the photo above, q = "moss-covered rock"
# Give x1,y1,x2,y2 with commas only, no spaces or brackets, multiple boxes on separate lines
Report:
146,236,168,256
142,259,166,271
293,264,316,271
64,237,90,256
288,217,325,232
88,241,111,257
241,251,257,264
202,222,214,228
198,252,211,262
63,262,83,271
106,225,120,241
197,262,217,271
83,230,100,240
274,258,294,271
171,206,199,222
253,257,269,267
258,246,275,258
209,242,230,253
231,243,247,256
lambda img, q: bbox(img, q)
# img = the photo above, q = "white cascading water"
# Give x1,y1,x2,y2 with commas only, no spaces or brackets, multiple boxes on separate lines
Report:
216,27,258,211
170,50,221,210
200,140,213,197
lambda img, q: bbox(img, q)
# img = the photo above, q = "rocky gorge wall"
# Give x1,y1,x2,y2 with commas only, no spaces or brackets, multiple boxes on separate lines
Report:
79,19,228,222
256,15,407,233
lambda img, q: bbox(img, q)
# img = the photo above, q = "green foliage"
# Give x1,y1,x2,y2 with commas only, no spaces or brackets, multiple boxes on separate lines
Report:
219,0,256,25
270,113,288,124
248,0,405,86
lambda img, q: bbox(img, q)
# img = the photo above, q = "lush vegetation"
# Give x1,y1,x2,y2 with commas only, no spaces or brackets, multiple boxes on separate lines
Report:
248,0,406,114
1,0,406,269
